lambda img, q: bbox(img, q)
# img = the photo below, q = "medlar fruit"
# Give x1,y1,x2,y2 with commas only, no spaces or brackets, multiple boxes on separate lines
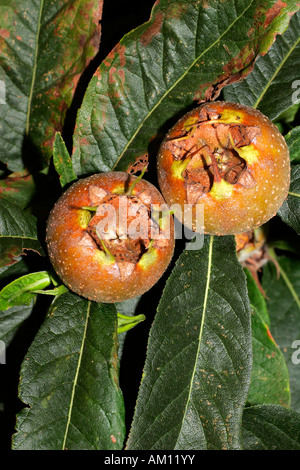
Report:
157,101,290,235
46,172,174,303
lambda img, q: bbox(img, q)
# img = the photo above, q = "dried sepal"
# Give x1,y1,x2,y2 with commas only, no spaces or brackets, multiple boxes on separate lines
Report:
157,101,290,235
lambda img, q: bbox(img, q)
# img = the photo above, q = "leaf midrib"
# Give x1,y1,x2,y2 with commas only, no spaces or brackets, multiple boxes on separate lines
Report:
277,261,300,311
1,272,50,306
287,129,300,158
253,34,300,109
112,0,255,170
0,235,38,240
25,0,44,137
62,300,91,450
244,409,300,448
174,235,214,448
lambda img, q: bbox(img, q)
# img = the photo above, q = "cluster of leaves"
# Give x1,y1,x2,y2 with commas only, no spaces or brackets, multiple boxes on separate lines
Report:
1,0,300,450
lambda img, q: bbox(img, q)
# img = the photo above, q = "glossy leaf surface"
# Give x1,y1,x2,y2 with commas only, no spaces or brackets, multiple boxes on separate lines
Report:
0,0,103,172
262,257,300,413
0,199,43,267
278,164,300,234
224,10,300,120
53,132,77,188
242,405,300,450
13,292,125,450
126,236,252,450
72,0,296,176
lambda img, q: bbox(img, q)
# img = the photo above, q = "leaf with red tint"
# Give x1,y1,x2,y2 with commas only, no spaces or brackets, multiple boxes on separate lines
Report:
0,0,103,172
72,0,299,177
0,172,35,209
224,10,300,121
0,199,44,268
53,132,77,188
259,0,299,52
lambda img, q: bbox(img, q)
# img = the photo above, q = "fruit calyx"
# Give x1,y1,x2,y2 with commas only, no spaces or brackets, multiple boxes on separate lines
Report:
165,106,260,203
79,176,169,279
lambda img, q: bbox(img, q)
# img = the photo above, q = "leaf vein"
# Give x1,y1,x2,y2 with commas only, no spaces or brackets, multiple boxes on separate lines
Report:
61,300,91,450
112,0,255,169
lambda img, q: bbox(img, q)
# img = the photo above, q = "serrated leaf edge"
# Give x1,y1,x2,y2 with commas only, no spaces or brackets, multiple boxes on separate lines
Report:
253,35,300,110
61,300,91,450
173,235,214,448
111,1,255,170
277,260,300,311
25,0,44,137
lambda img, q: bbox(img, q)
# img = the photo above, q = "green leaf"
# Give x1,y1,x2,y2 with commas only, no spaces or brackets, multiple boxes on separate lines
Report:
0,0,103,172
0,172,35,210
12,292,125,450
285,126,300,163
115,296,141,359
257,1,300,53
72,0,294,176
0,271,51,310
117,312,145,334
278,164,300,234
53,132,77,189
223,10,300,120
0,256,28,285
32,284,68,296
0,199,44,267
0,303,35,346
0,258,32,345
275,103,300,126
242,405,300,450
245,268,270,326
262,256,300,413
248,307,290,407
126,235,252,450
245,269,290,407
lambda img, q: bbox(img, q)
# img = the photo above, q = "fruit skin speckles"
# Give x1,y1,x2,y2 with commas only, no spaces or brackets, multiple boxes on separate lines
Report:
157,101,290,235
46,172,174,303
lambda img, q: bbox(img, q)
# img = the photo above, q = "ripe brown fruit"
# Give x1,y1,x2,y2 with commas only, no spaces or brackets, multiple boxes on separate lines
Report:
46,172,174,303
157,101,290,235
